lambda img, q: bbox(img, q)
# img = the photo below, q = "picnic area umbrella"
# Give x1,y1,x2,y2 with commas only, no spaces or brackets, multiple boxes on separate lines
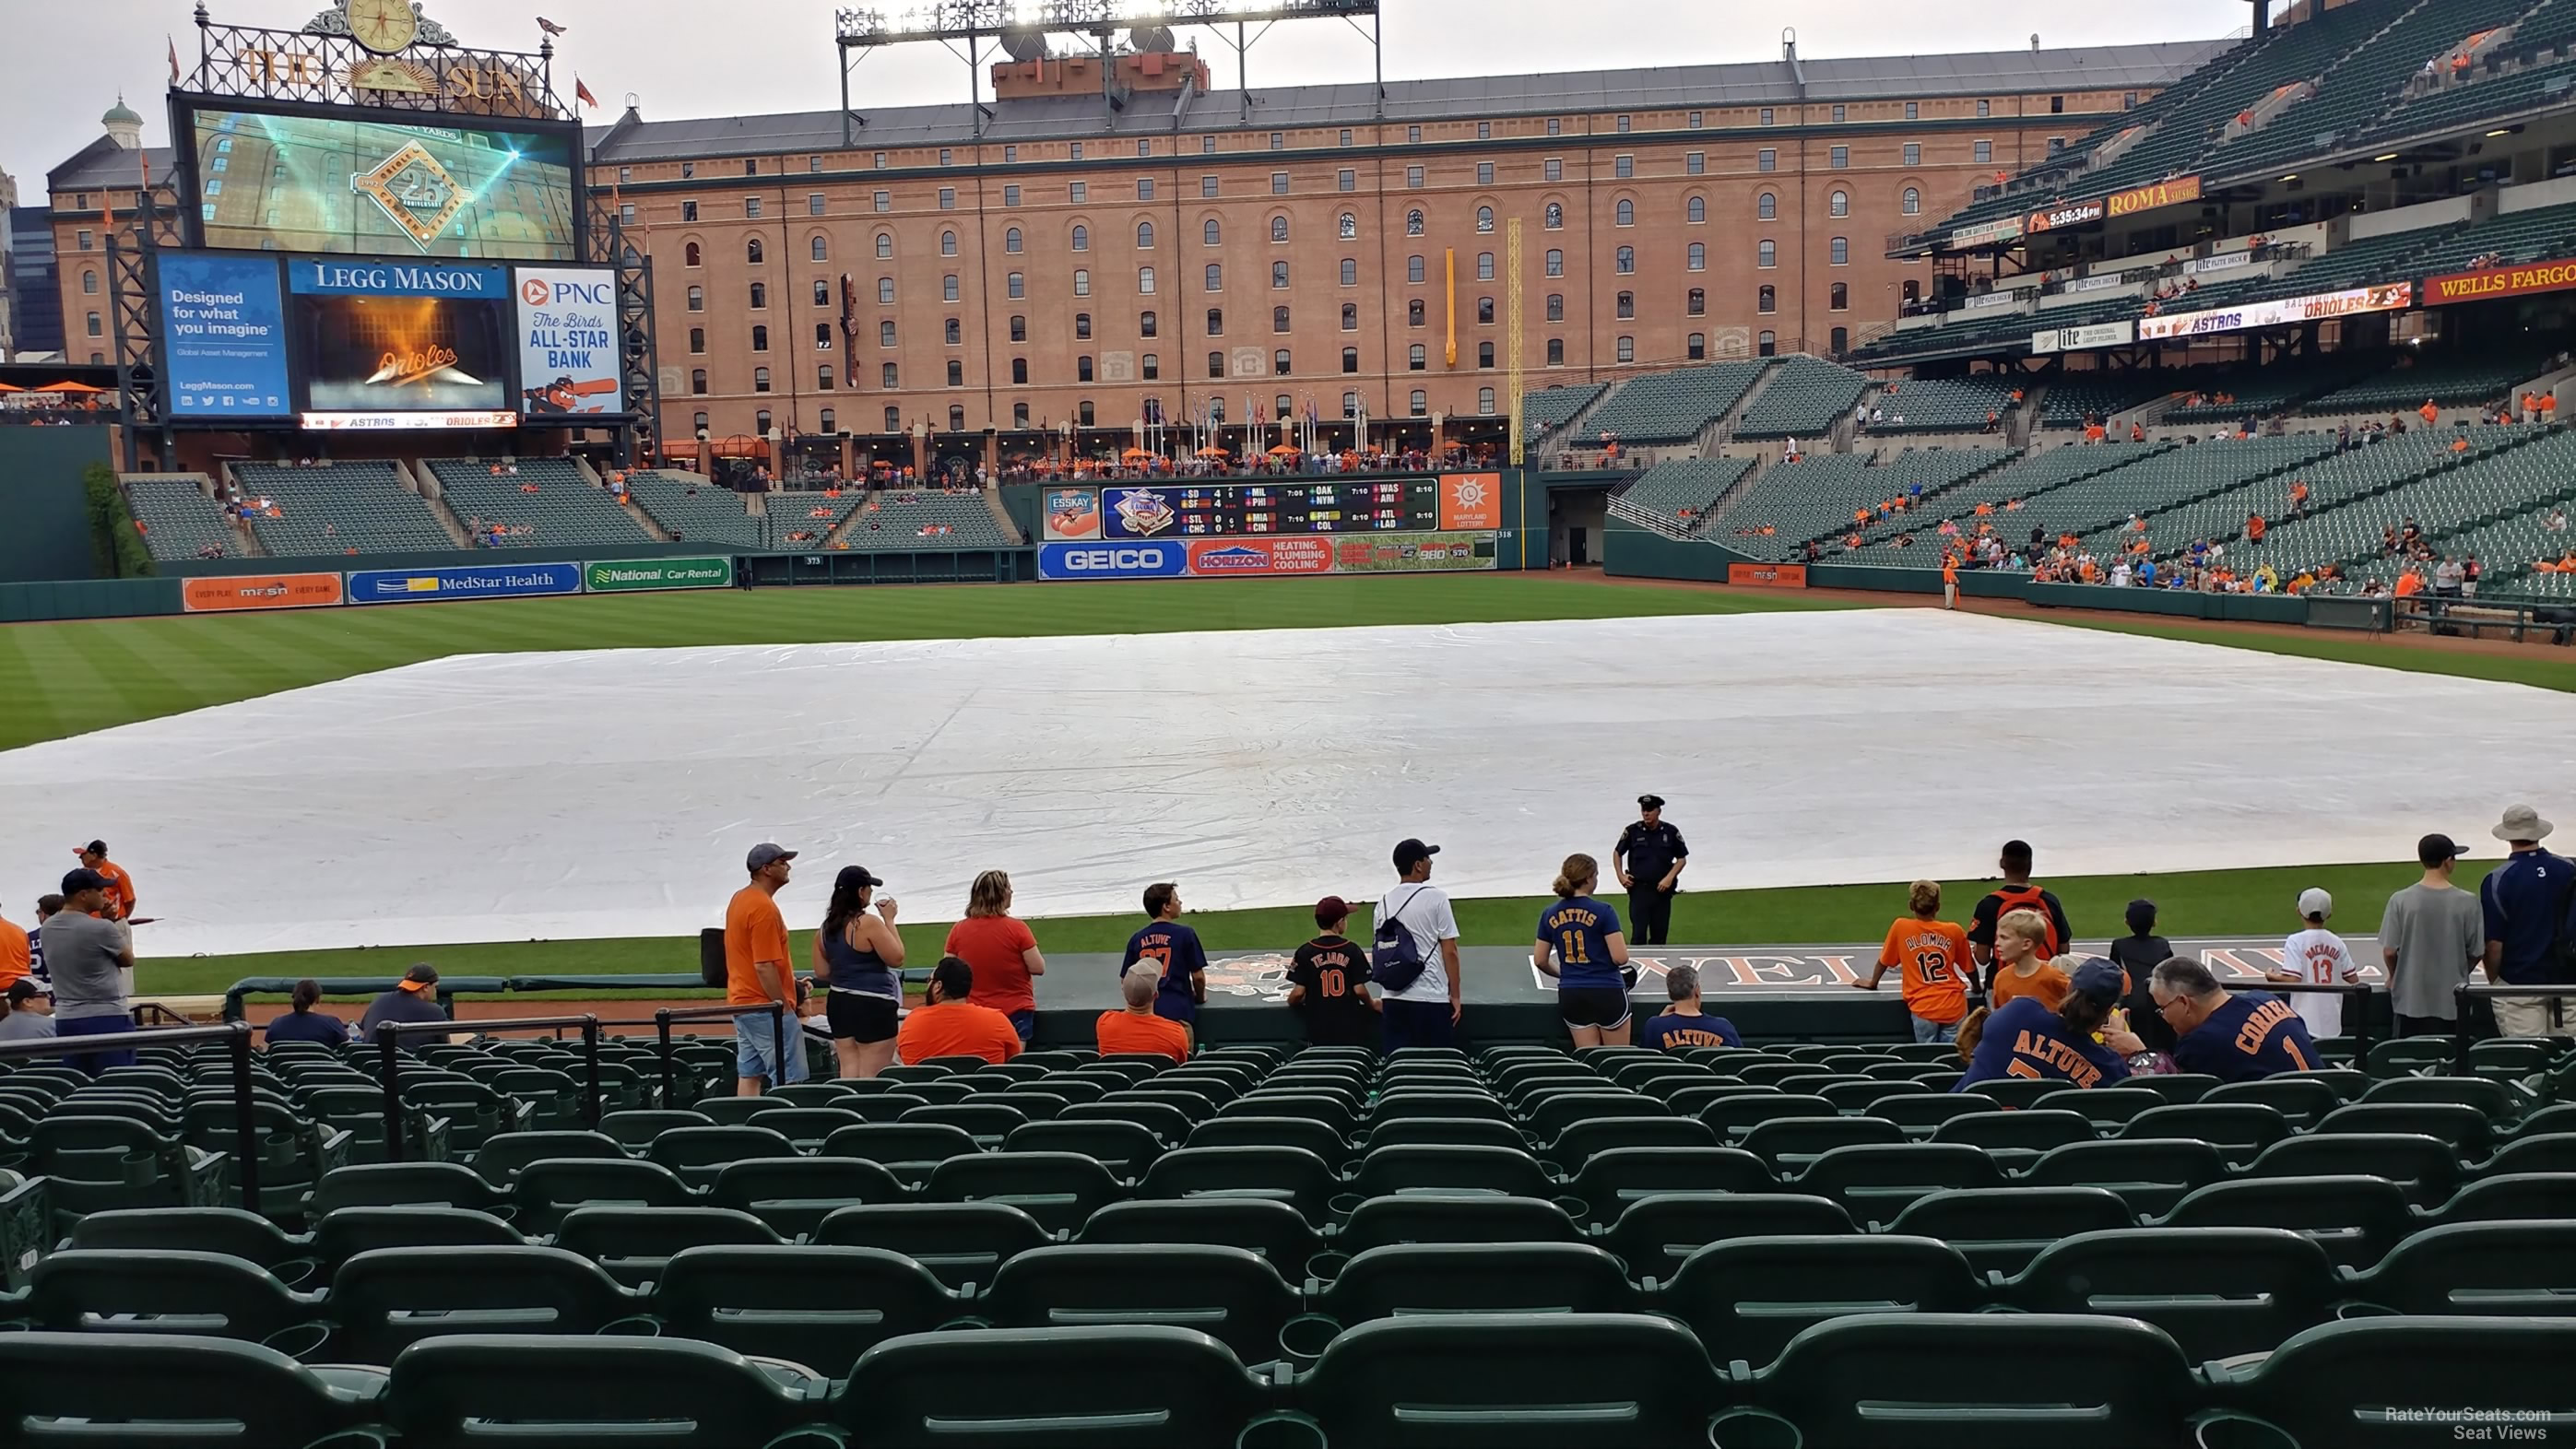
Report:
1195,446,1229,457
33,381,106,394
1120,446,1151,459
1268,443,1301,455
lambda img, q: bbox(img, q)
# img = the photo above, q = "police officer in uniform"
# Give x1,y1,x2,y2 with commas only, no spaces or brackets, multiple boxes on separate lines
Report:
1614,795,1688,946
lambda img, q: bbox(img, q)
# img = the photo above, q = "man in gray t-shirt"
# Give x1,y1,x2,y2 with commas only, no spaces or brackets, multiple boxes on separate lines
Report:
40,869,135,1072
2381,833,2487,1035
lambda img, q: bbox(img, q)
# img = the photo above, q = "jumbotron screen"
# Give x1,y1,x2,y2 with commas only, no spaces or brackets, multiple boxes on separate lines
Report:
186,105,579,261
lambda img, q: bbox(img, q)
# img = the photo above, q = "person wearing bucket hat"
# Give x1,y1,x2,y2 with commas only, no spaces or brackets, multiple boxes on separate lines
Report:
2154,956,2321,1082
1954,959,2141,1091
2480,804,2575,1040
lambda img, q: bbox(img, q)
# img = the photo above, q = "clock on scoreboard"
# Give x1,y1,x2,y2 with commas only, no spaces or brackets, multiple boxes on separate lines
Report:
1101,478,1443,539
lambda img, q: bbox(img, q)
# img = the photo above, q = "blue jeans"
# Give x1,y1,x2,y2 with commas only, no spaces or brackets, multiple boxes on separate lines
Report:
1007,1009,1035,1046
1911,1015,1958,1044
734,1009,809,1085
57,1014,137,1073
1381,997,1455,1053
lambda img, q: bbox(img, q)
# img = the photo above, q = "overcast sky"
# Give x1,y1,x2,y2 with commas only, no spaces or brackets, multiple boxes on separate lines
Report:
4,0,2251,192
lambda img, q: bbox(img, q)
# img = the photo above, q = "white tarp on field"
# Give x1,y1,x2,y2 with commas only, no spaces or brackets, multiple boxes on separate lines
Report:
6,609,2572,959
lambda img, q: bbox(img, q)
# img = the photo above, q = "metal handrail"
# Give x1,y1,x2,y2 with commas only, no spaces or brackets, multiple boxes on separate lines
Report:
2449,982,2576,1072
0,1021,267,1216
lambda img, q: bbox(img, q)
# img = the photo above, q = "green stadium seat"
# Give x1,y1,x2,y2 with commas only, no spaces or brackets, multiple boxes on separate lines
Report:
0,1331,384,1448
327,1245,649,1363
2159,1175,2416,1270
2357,1074,2521,1120
1818,1078,1933,1113
2118,1102,2291,1168
925,1150,1124,1235
1292,1242,1639,1360
2317,1101,2498,1160
1727,1313,2199,1449
2346,1220,2576,1316
1663,1233,1984,1369
2204,1317,2576,1449
1967,1078,2068,1111
752,1107,866,1151
551,1206,780,1289
818,1123,981,1186
651,1243,959,1372
1702,1093,1838,1141
2002,1227,2340,1361
1542,1114,1717,1168
811,1202,1048,1291
706,1156,908,1238
1137,1145,1341,1223
1370,1089,1516,1125
511,1158,695,1235
471,1131,623,1186
980,1243,1297,1366
2022,1139,2229,1217
2247,1132,2462,1208
643,1125,798,1191
1329,1196,1585,1260
2478,1133,2576,1178
65,1207,320,1289
1358,1116,1530,1154
313,1161,512,1219
1874,1092,2003,1137
899,1101,1030,1149
1791,1141,2007,1217
385,1333,819,1449
2202,1076,2343,1129
1560,1146,1775,1226
2424,1172,2576,1228
30,1115,229,1220
1602,1194,1856,1285
1288,1312,1725,1449
2033,1086,2166,1129
1879,1186,2135,1274
20,1249,329,1354
1060,1099,1196,1144
307,1207,526,1272
692,1096,789,1126
1075,1197,1326,1278
1739,1115,1908,1174
1342,1144,1554,1203
838,1325,1269,1448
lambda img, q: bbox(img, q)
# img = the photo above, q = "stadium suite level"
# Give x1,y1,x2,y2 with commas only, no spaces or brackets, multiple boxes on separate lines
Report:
42,31,2211,443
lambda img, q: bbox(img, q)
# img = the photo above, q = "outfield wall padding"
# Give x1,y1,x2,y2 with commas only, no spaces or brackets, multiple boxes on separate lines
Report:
0,427,115,583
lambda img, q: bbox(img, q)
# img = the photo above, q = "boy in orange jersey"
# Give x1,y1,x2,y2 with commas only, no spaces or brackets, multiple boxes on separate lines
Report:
1856,880,1973,1043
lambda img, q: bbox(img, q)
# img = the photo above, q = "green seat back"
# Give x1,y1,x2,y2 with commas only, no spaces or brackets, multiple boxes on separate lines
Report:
643,1125,798,1191
981,1243,1297,1365
328,1244,643,1363
1074,1197,1324,1279
552,1207,780,1288
2351,1220,2576,1315
1358,1116,1529,1154
2159,1174,2415,1270
1296,1312,1721,1448
818,1123,982,1187
1542,1115,1716,1168
2201,1076,2344,1129
65,1208,309,1279
1518,1092,1665,1141
1182,1115,1352,1166
308,1207,524,1270
1004,1120,1164,1177
385,1333,817,1449
1790,1142,2005,1217
2426,1171,2576,1226
838,1324,1267,1447
1560,1146,1775,1227
2247,1132,2461,1208
811,1202,1048,1291
2003,1227,2339,1361
652,1243,958,1373
1702,1094,1837,1140
707,1156,906,1238
596,1109,711,1152
2118,1102,2291,1168
27,1249,325,1347
1738,1115,1907,1173
1602,1193,1854,1284
1741,1312,2195,1449
511,1159,695,1234
1333,1195,1584,1256
1345,1145,1554,1202
2478,1132,2576,1178
2214,1316,2576,1448
2316,1102,2496,1160
1313,1241,1638,1331
2023,1138,2227,1217
312,1161,509,1218
924,1150,1124,1235
1137,1145,1339,1224
0,1331,380,1447
1881,1186,2133,1275
470,1131,623,1186
1664,1233,1983,1369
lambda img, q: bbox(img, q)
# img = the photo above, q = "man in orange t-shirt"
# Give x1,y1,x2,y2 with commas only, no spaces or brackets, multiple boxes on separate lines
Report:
2419,400,2440,426
1096,961,1191,1062
726,843,805,1094
897,957,1025,1065
1941,554,1959,611
1856,880,1973,1043
0,905,28,992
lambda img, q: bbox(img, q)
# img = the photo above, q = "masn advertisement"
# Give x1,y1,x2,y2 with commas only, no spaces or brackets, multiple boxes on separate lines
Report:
346,561,583,604
181,572,344,613
158,253,292,420
585,557,732,592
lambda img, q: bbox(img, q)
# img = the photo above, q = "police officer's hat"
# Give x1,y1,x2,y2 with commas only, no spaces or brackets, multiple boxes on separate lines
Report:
1637,795,1666,811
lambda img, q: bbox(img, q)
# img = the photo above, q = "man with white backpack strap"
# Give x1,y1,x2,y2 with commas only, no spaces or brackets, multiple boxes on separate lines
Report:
1375,838,1463,1051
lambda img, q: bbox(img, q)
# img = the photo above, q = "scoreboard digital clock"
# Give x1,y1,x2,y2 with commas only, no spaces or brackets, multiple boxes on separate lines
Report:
1098,479,1444,540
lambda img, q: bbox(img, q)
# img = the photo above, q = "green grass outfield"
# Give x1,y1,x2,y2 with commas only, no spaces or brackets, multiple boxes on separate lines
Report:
0,573,1847,750
166,858,2471,1000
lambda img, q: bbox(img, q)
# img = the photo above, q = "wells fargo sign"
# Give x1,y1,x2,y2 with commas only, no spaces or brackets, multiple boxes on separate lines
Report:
2423,255,2576,306
2108,176,2204,218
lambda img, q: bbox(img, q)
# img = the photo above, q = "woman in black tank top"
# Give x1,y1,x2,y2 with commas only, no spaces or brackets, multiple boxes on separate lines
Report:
813,866,905,1078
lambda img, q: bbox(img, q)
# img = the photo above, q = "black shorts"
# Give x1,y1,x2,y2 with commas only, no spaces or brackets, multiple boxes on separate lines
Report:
1560,986,1633,1031
826,992,899,1043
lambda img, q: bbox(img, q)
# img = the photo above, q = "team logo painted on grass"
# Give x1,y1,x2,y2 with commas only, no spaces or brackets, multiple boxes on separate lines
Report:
1204,952,1294,1003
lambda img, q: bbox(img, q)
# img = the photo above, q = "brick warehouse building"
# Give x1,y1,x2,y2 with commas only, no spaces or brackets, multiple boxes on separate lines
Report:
43,35,2220,454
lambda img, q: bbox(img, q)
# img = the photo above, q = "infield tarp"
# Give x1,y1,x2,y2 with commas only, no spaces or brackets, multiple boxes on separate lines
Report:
7,610,2576,958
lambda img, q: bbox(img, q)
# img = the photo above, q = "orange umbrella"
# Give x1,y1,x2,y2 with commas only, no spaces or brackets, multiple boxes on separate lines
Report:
1120,447,1151,459
33,381,105,394
0,383,22,394
1195,446,1229,457
1268,443,1301,456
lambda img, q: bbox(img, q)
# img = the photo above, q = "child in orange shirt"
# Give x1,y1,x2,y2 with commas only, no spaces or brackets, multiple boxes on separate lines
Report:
1856,880,1972,1043
1987,908,2072,1010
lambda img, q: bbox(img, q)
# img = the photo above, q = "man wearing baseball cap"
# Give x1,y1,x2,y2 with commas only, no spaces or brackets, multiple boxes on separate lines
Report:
359,962,454,1040
1613,796,1687,946
2380,832,2487,1038
41,868,136,1073
727,843,807,1095
1378,839,1462,1050
2480,804,2575,1040
70,842,134,923
1955,959,2141,1091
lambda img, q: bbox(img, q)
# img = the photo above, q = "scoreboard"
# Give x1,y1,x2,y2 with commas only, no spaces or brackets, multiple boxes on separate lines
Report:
1101,479,1441,539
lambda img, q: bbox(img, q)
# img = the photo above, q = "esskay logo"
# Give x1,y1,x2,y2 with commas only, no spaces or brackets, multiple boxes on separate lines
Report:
522,277,550,306
1064,547,1173,571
